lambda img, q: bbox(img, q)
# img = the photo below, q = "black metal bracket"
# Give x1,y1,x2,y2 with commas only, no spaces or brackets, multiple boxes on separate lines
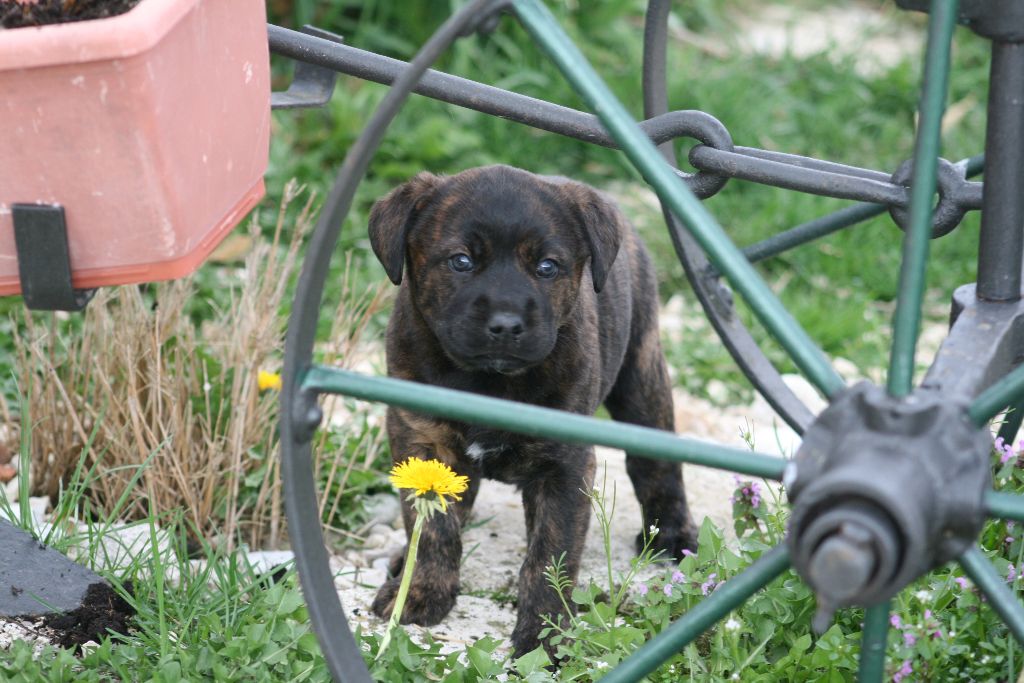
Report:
270,26,343,110
12,204,95,312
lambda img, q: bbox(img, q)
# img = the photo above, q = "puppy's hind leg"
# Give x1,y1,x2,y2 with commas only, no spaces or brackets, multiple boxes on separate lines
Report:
605,326,699,559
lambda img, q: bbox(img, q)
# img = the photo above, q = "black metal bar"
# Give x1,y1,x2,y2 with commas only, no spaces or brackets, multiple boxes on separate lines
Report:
976,40,1024,302
744,203,886,265
12,204,94,312
267,22,613,147
735,146,894,183
692,145,909,207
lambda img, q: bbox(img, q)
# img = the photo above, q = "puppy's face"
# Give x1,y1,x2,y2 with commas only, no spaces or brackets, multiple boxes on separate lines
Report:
369,166,622,374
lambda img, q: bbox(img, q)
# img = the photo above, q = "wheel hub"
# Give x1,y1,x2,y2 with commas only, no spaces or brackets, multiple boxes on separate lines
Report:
786,382,992,628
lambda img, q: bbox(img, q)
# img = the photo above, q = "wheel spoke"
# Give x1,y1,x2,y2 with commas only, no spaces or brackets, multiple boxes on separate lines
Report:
959,545,1024,647
986,491,1024,523
887,0,960,397
302,366,788,480
599,545,791,683
857,601,892,683
512,0,844,401
969,363,1024,426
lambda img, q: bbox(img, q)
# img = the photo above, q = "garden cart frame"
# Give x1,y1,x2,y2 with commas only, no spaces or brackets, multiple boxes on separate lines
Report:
272,0,1024,680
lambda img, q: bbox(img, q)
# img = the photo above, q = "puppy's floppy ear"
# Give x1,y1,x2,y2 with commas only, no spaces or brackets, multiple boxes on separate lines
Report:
368,172,442,285
559,182,624,293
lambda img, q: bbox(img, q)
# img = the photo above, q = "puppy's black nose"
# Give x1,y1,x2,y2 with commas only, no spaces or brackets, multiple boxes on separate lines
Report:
487,312,524,340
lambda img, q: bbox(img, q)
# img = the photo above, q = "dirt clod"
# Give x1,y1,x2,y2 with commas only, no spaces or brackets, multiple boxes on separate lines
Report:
41,582,134,652
0,0,142,29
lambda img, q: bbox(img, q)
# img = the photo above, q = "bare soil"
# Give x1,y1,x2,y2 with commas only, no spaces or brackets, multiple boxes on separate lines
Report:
0,0,142,29
41,582,133,653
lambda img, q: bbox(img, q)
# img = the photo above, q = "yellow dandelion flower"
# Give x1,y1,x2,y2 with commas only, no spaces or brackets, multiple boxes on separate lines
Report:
389,458,469,512
258,370,282,391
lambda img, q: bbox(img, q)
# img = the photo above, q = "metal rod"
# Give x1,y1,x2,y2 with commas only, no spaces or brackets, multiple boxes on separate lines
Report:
512,0,845,400
969,362,1024,426
268,23,611,146
745,203,887,265
735,146,896,183
599,545,791,683
741,154,984,265
302,366,788,480
691,145,909,206
960,545,1024,648
887,0,959,397
977,41,1024,302
986,491,1024,523
857,601,891,683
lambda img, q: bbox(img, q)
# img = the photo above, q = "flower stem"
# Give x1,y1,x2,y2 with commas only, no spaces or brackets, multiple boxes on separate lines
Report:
376,504,426,659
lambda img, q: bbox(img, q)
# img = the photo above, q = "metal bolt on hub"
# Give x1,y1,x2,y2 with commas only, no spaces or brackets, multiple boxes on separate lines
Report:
788,382,992,628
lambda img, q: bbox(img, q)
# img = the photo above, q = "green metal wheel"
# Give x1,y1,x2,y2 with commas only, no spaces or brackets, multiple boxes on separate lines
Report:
276,0,1024,680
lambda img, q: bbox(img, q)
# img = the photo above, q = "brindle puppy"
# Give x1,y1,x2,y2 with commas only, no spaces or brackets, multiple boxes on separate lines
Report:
368,165,698,656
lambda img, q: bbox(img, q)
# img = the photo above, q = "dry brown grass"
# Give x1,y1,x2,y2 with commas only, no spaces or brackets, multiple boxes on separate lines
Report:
9,182,390,550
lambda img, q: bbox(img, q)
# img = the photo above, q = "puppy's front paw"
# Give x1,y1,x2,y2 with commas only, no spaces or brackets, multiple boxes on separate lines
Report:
370,574,458,627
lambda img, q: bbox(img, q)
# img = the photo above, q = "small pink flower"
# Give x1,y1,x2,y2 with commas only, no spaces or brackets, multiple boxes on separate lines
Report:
903,632,916,647
955,577,969,590
995,436,1017,464
1009,564,1018,582
893,660,913,682
681,549,695,557
924,609,932,620
663,583,673,596
700,574,718,596
671,570,686,583
890,614,902,629
637,583,649,596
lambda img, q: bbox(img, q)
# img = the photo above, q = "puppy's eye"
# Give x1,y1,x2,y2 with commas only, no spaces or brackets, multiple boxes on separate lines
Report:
448,253,474,272
535,258,559,279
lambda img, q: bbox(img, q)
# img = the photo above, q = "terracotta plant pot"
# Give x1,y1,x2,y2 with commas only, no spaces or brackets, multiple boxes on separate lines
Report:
0,0,270,296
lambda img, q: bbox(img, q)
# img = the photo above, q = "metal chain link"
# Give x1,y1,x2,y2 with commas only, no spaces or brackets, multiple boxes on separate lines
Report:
673,111,982,236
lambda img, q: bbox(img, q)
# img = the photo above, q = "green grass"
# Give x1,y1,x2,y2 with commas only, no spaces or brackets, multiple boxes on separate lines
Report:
6,436,1024,682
